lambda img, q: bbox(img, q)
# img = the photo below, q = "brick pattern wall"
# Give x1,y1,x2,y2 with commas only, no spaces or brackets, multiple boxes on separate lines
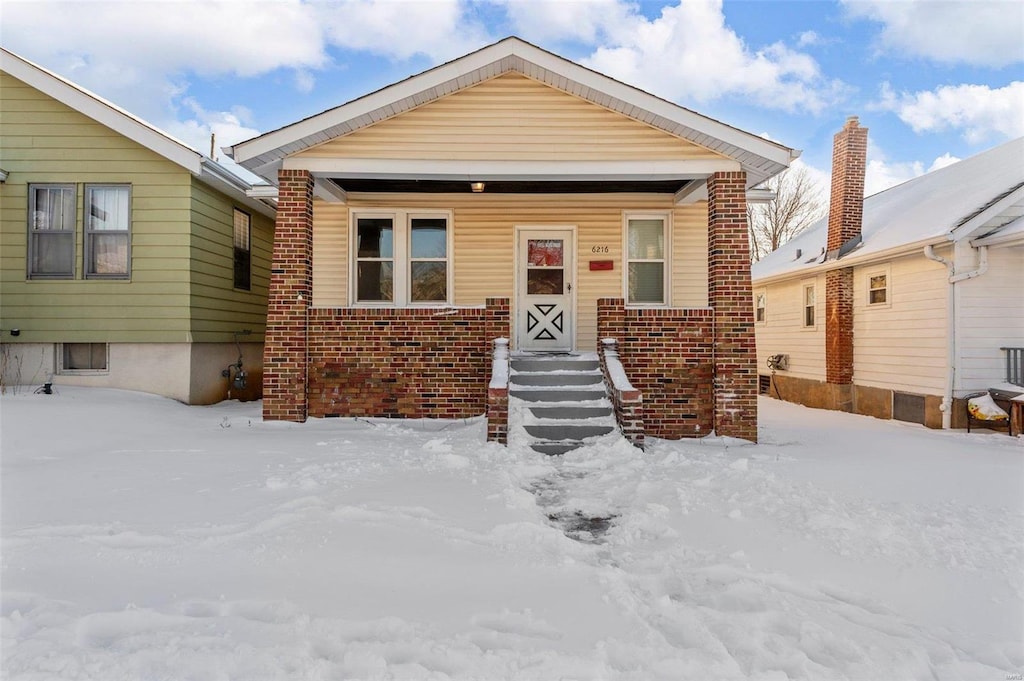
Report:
707,171,758,442
487,335,510,444
306,299,510,420
598,298,715,440
262,169,313,422
826,267,854,384
826,117,868,253
598,339,645,449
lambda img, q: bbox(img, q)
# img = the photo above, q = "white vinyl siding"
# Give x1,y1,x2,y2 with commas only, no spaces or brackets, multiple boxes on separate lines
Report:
754,275,826,381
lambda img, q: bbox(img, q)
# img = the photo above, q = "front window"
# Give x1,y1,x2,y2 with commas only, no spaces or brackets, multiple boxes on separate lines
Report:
803,284,816,327
85,185,130,278
28,184,76,279
233,209,251,290
354,211,450,306
626,215,667,305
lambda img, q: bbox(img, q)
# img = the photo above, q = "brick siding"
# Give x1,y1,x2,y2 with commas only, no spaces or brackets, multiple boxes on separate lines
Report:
307,299,510,420
598,299,715,440
826,267,854,384
262,169,313,422
707,171,759,442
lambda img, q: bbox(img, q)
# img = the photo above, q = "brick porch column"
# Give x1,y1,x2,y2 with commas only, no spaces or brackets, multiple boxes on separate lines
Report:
708,171,758,442
262,169,313,421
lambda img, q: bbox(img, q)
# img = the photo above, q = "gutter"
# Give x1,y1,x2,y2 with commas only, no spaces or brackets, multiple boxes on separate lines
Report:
923,243,989,429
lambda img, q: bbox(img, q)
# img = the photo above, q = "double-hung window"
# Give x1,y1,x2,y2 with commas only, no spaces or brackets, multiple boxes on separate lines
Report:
802,283,816,328
625,214,668,305
233,209,251,290
354,211,450,305
85,184,130,278
755,291,766,323
28,184,76,279
868,273,887,305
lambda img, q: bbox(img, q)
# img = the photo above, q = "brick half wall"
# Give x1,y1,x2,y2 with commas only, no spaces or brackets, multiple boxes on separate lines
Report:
307,299,510,420
598,299,715,440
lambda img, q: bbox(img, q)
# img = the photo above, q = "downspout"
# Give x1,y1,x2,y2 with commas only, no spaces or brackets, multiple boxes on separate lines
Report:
923,244,989,428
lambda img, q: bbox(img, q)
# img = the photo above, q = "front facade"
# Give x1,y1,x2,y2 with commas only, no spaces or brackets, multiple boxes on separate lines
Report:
230,38,798,442
0,49,276,404
753,123,1024,428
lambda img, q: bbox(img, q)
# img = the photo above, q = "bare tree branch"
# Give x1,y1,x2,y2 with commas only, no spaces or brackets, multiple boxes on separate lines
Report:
747,165,826,262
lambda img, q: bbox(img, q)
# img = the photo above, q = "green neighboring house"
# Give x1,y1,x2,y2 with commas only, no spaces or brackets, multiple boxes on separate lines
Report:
0,48,275,404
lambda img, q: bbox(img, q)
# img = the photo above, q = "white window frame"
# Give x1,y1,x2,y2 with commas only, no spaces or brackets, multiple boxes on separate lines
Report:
754,289,767,324
84,184,131,280
801,280,817,329
349,208,454,307
58,342,109,375
622,211,671,307
865,267,890,307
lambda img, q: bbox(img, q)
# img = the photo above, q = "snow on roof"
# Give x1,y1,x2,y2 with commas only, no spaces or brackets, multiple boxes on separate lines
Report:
753,137,1024,282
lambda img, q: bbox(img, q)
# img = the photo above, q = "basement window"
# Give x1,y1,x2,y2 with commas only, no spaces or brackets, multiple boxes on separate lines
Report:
60,342,109,373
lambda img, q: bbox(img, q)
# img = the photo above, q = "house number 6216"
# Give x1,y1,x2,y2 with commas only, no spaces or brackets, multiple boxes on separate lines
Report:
591,246,609,253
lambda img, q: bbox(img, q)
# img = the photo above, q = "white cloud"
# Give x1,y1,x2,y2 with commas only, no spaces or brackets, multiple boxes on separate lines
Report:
796,30,822,47
501,0,848,113
862,141,964,197
163,99,263,181
879,81,1024,143
928,153,961,172
842,0,1023,67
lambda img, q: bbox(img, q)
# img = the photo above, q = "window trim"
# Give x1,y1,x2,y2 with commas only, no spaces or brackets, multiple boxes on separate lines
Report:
84,183,131,280
865,267,891,308
233,208,252,291
754,289,767,325
27,183,77,280
801,280,817,329
349,208,454,307
622,211,671,307
58,342,109,375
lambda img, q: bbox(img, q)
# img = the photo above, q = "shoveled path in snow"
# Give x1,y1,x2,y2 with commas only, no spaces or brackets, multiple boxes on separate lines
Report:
2,388,1021,680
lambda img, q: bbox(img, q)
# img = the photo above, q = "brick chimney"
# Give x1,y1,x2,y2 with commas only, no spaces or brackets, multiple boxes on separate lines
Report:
826,116,868,255
825,117,867,394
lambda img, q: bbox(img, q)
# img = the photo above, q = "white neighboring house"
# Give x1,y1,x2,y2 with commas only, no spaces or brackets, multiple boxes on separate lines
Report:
752,128,1023,429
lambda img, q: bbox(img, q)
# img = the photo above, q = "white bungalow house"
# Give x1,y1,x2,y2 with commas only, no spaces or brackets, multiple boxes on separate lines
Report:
752,120,1023,429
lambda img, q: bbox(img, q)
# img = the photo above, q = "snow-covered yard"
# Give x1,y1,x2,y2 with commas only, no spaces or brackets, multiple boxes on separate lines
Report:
2,388,1021,680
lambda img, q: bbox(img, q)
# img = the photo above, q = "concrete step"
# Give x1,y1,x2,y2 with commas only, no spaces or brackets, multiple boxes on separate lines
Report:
524,424,615,440
511,359,601,373
528,406,613,420
511,373,603,386
510,389,607,403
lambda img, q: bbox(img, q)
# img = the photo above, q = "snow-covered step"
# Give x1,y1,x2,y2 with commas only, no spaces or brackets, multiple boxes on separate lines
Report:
530,441,587,456
524,424,615,440
511,359,600,373
528,406,613,420
512,373,603,386
510,389,607,403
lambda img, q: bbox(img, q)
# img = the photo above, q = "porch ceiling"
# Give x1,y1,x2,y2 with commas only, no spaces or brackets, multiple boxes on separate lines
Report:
328,177,692,194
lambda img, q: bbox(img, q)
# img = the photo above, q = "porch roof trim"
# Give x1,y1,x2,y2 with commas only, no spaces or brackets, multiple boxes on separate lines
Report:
228,37,798,190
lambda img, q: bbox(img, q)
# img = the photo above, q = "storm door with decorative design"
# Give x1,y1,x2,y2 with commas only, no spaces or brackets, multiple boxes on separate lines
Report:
517,228,575,351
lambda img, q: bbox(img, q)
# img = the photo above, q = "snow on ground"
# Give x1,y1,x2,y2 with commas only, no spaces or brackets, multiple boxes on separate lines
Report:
1,387,1021,680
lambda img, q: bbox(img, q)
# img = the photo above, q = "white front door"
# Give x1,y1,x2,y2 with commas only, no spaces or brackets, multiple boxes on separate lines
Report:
517,228,575,351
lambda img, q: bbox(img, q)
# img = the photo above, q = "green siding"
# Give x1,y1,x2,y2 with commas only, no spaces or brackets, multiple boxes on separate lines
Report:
187,177,272,342
0,70,270,346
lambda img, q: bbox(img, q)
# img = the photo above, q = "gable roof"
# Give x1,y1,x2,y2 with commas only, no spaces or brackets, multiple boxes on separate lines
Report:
752,136,1024,282
228,37,798,190
0,47,275,218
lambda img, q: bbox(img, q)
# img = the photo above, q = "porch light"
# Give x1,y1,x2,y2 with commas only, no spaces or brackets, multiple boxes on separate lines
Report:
470,181,485,193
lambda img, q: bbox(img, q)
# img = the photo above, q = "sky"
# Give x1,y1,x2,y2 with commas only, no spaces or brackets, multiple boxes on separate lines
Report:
2,0,1022,196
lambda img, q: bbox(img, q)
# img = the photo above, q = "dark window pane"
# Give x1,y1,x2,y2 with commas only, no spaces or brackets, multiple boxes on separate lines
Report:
528,239,563,266
411,262,447,302
31,186,75,231
527,269,563,295
628,262,664,303
233,209,251,290
31,232,75,276
357,261,394,301
411,218,447,258
234,247,251,290
63,343,107,370
357,218,393,258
